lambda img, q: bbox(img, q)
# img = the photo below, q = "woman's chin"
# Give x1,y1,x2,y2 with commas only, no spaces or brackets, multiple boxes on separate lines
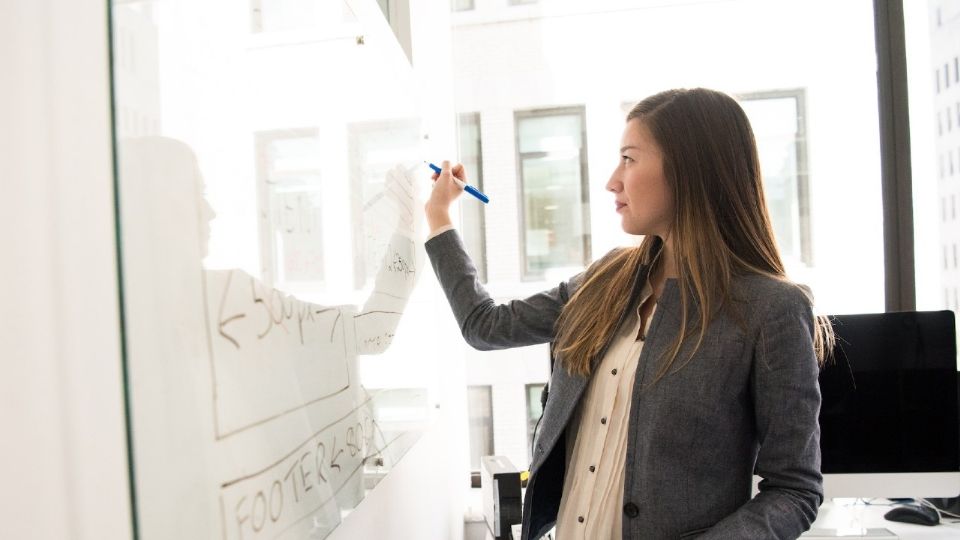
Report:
619,219,644,236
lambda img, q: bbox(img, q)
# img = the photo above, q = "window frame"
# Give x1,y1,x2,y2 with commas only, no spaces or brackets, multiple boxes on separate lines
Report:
524,382,546,464
514,105,592,281
458,112,488,283
736,88,814,267
466,385,494,473
875,0,916,311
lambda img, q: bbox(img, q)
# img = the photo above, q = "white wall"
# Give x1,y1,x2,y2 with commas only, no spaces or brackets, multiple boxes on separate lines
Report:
0,1,132,539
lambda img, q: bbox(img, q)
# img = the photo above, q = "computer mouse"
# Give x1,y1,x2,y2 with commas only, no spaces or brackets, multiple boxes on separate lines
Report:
883,504,940,526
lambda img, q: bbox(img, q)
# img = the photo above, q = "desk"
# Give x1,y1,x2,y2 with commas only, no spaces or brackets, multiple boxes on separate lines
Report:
465,494,960,539
811,499,960,539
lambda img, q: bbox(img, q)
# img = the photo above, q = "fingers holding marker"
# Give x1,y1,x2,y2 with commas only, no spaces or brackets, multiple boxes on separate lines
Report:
440,160,456,188
451,163,466,183
427,161,489,204
429,161,457,184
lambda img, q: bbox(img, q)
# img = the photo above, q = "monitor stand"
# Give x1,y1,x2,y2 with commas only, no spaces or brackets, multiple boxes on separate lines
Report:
927,495,960,515
801,529,897,539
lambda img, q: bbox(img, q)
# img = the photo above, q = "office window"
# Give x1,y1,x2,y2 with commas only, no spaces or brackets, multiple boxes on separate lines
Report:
458,113,487,282
525,383,546,464
516,107,591,280
467,386,494,471
255,129,324,288
451,0,474,12
509,0,538,5
739,90,812,266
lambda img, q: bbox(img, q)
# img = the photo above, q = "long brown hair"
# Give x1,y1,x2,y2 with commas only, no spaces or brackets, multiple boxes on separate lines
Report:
553,88,833,379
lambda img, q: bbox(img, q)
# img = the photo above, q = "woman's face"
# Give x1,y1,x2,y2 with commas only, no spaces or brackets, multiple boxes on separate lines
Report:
606,118,674,237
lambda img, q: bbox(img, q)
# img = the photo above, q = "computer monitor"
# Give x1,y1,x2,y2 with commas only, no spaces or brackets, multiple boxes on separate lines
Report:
819,310,960,498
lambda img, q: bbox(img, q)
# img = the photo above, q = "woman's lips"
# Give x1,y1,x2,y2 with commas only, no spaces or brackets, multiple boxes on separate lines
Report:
615,202,626,212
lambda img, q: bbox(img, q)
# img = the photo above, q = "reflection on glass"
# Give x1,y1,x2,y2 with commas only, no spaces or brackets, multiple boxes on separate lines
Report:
348,120,421,290
251,0,354,33
451,0,475,13
111,1,435,538
517,108,591,279
256,129,325,287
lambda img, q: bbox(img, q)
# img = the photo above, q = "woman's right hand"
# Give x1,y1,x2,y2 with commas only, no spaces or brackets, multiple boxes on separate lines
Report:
424,160,466,232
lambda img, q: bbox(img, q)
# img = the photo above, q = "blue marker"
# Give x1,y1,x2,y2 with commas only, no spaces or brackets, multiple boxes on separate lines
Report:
428,162,490,204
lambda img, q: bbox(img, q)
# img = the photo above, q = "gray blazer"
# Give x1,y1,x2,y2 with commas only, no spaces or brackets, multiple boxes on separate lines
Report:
425,230,823,540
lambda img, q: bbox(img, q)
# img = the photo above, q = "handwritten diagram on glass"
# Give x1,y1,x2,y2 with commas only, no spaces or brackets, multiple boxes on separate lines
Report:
112,0,438,536
207,161,421,438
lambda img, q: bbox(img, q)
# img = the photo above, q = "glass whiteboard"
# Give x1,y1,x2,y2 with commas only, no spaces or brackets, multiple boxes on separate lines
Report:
111,1,441,538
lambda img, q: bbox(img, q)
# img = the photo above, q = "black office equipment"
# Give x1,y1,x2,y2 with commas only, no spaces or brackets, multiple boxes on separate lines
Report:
818,310,960,497
481,456,523,540
883,504,940,526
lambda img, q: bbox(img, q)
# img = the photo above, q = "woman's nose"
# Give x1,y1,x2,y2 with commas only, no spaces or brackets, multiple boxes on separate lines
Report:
606,172,621,192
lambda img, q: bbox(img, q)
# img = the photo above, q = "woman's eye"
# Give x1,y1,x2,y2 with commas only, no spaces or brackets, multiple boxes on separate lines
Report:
621,155,632,163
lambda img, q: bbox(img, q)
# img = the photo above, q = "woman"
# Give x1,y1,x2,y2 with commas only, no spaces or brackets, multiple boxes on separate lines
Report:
424,88,832,540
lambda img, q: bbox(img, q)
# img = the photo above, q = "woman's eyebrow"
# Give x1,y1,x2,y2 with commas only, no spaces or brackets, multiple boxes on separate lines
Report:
620,145,640,153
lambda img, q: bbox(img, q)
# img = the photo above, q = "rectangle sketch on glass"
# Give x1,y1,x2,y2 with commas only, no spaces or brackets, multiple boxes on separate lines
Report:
205,269,352,439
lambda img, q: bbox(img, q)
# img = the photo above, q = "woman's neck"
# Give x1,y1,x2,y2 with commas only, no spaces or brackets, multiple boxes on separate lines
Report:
650,235,678,300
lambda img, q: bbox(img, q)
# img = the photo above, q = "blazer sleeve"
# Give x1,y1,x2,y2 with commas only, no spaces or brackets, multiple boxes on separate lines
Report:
704,284,824,539
424,228,585,351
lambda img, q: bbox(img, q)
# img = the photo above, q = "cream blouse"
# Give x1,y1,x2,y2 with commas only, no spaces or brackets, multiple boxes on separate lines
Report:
555,283,655,540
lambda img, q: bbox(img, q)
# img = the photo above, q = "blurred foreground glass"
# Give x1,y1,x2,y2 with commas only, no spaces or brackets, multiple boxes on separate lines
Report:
111,1,436,538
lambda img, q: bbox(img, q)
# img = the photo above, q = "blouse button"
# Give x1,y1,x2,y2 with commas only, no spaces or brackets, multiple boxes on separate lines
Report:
589,465,595,472
578,516,584,523
600,417,607,425
611,368,618,375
